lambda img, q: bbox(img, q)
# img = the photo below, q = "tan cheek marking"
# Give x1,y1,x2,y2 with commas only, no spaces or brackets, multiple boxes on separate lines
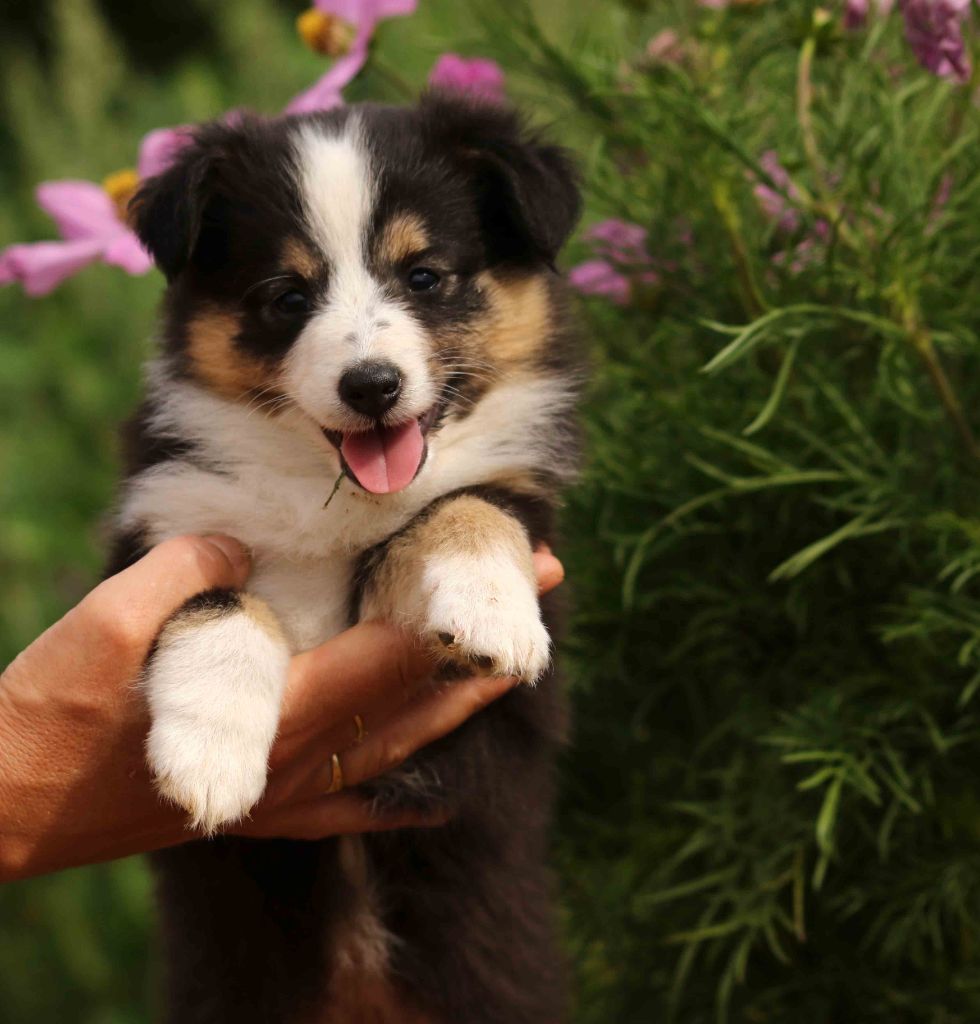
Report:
475,271,553,369
280,237,321,279
377,213,430,266
186,309,279,401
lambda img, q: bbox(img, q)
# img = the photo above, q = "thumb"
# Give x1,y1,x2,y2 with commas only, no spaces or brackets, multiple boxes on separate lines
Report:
85,534,252,637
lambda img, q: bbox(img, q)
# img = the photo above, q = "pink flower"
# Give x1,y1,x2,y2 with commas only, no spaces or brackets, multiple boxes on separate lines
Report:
570,218,662,305
568,260,631,305
428,55,506,103
586,219,651,265
287,0,418,113
0,126,192,296
645,29,687,65
844,0,895,28
753,151,803,234
900,0,972,84
845,0,871,26
0,181,151,296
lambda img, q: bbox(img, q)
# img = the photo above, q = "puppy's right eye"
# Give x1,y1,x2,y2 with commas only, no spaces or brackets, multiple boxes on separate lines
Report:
272,290,311,316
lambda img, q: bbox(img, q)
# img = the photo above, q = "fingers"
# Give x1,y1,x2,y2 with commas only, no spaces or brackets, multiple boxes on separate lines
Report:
239,792,449,841
279,621,435,734
533,545,564,595
325,674,517,792
256,674,516,839
83,535,252,642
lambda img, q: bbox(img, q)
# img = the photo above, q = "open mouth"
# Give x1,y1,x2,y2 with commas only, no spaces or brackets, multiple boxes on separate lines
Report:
323,406,439,495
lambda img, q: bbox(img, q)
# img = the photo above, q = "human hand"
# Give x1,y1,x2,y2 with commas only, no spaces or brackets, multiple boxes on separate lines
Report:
0,535,563,882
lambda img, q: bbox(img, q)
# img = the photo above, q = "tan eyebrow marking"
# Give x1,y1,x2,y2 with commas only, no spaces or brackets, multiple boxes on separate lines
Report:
279,236,321,279
377,213,430,266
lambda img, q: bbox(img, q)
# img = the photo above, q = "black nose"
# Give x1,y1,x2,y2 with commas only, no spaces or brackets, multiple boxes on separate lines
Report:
338,361,403,418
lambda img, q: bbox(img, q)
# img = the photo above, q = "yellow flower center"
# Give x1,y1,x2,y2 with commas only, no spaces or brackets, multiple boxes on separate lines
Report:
102,168,140,224
296,8,355,57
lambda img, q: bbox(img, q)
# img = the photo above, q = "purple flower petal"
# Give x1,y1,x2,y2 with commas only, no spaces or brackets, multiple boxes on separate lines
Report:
844,0,871,28
314,0,416,20
138,126,194,180
569,259,631,305
102,231,154,275
35,180,121,241
586,219,651,264
754,151,803,233
0,238,104,296
286,49,362,112
901,0,972,84
429,55,507,103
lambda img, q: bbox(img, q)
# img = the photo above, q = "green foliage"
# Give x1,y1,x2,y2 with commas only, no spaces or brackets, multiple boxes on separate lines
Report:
501,1,980,1020
4,0,980,1021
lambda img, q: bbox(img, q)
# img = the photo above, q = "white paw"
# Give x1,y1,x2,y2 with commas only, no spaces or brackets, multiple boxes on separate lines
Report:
143,605,290,833
421,552,551,683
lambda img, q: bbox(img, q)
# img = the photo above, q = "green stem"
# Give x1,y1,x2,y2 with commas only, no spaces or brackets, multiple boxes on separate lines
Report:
912,328,980,461
795,15,863,254
897,292,980,461
712,180,767,319
797,34,825,193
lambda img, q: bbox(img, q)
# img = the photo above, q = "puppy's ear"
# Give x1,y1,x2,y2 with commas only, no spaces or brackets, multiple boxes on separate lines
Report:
129,140,213,280
130,117,262,280
421,93,581,267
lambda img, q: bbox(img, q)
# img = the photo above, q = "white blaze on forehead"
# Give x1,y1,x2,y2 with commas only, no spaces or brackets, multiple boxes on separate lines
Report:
293,119,374,264
285,118,436,432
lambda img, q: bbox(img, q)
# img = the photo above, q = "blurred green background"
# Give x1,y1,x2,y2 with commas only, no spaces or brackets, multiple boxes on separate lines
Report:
5,1,980,1021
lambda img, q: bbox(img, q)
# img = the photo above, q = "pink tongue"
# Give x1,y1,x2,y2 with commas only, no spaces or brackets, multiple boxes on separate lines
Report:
340,420,425,494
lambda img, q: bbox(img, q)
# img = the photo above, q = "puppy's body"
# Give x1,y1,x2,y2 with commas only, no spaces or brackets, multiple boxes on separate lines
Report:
108,97,581,1022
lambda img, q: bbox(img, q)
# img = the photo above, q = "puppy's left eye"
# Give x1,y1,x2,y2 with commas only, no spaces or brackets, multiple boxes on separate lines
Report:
407,268,441,292
272,289,311,316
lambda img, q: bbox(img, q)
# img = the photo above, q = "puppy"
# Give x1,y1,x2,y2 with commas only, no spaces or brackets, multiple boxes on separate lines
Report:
107,94,582,1023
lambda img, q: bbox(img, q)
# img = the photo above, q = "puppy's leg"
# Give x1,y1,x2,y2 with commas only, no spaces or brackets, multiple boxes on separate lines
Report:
360,494,550,683
144,589,290,833
364,679,568,1024
357,497,567,1019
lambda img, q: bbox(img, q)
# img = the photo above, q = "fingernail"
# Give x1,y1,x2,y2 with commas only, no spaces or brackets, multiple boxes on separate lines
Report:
202,535,252,578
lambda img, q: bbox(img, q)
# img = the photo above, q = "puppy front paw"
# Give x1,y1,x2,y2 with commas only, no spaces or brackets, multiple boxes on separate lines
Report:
422,554,551,683
143,593,290,833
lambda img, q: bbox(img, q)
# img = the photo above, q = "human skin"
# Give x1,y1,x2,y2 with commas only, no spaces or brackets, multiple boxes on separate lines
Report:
0,535,564,883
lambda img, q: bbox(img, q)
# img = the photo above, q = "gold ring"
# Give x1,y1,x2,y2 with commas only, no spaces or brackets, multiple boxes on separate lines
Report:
353,714,366,744
326,752,344,794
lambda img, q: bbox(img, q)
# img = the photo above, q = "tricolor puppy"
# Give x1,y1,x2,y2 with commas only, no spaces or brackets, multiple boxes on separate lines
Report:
109,95,581,1023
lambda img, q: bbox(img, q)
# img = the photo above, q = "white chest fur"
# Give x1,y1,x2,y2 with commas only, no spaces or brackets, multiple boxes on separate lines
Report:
248,554,354,652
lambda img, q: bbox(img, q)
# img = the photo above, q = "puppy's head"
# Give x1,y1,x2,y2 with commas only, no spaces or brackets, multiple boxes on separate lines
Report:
132,96,580,494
